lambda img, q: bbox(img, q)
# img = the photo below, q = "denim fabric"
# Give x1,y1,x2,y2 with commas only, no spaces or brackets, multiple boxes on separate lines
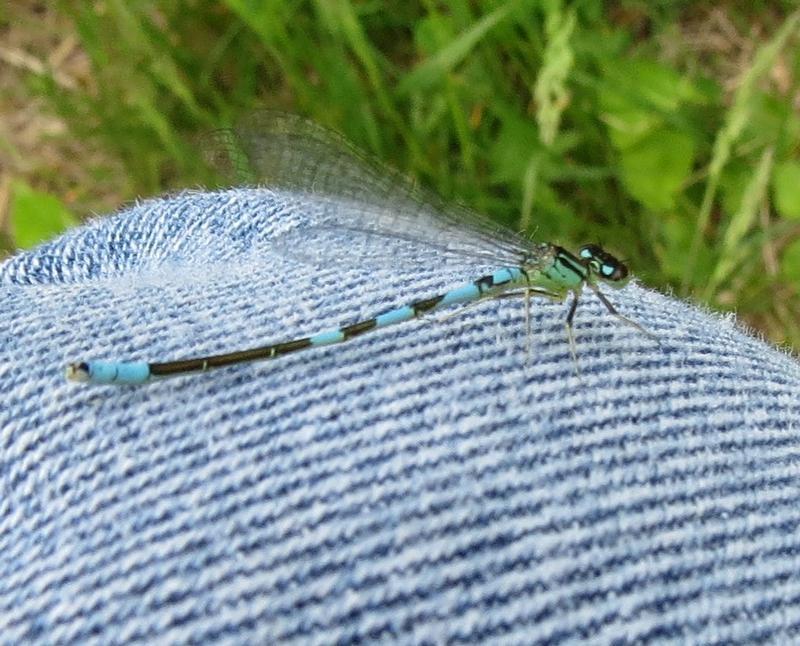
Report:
1,188,799,645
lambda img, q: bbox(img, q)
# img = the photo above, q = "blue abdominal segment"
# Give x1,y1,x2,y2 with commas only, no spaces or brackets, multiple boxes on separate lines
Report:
66,361,151,385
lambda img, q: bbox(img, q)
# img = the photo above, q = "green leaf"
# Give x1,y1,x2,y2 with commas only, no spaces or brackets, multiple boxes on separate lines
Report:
707,148,774,296
608,58,702,113
11,182,78,249
720,148,773,258
488,116,542,185
598,58,706,150
658,213,692,281
618,129,695,211
781,237,800,283
396,1,518,95
773,160,800,220
413,14,455,55
719,161,751,219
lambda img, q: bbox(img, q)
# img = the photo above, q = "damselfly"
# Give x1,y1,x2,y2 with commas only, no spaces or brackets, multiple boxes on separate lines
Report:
66,112,653,385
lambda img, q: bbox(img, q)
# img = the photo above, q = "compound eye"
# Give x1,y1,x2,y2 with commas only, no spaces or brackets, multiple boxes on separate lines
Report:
604,262,628,281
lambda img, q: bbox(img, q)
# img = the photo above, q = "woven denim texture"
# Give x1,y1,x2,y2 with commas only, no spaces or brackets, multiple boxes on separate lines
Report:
2,188,800,645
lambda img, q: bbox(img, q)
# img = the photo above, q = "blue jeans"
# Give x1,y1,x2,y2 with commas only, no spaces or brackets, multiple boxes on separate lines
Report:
1,188,799,644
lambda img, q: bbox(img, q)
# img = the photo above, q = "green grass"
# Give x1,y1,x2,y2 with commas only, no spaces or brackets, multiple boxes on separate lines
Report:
5,1,800,349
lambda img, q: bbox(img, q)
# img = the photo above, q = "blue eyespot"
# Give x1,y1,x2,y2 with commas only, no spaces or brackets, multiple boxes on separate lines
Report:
579,247,593,259
601,264,616,277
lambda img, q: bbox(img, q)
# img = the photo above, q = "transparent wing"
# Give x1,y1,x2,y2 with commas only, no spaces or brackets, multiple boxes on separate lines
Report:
203,111,547,268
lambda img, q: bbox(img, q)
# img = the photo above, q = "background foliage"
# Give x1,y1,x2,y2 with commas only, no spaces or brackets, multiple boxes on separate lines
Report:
1,1,799,349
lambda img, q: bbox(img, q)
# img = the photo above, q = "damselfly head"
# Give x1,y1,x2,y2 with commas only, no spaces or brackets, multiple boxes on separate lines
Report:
578,244,629,285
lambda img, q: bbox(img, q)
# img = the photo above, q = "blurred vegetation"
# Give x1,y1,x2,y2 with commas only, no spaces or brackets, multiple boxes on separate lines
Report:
1,1,799,349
